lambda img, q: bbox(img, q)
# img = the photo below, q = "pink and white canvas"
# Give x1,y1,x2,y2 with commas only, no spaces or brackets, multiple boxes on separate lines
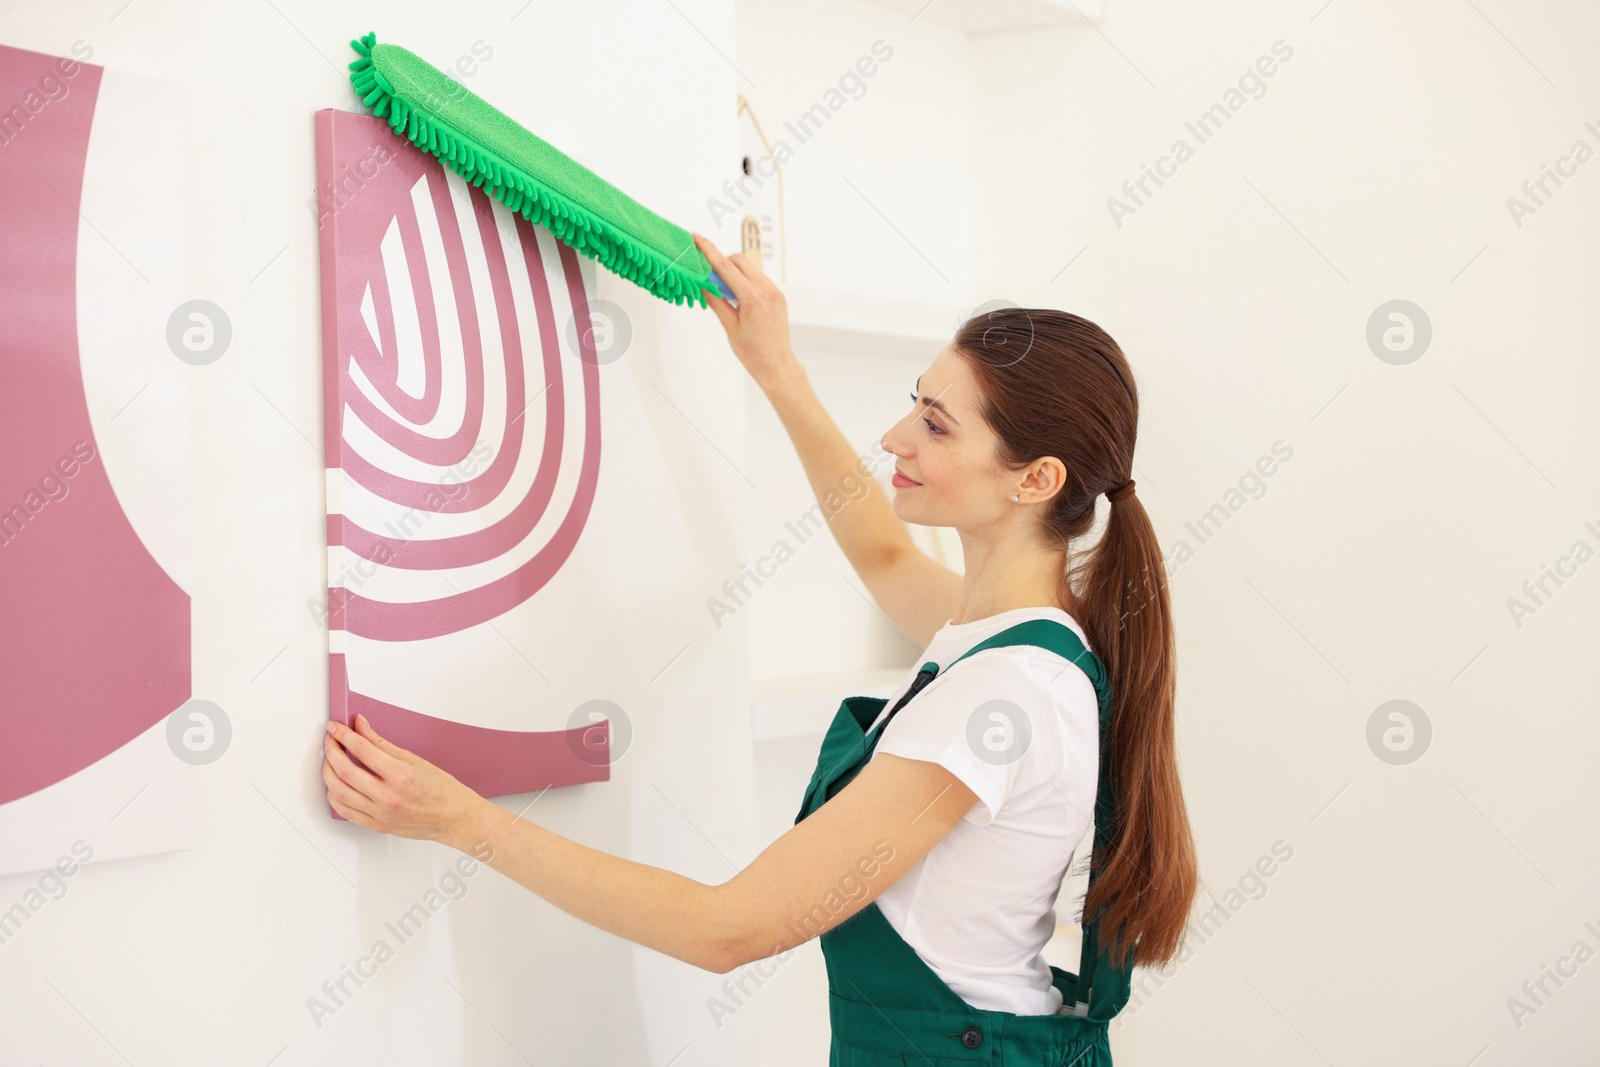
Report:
0,43,192,876
315,109,611,813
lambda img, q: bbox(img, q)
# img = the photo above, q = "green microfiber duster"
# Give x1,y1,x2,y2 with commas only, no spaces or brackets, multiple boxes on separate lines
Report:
346,31,732,309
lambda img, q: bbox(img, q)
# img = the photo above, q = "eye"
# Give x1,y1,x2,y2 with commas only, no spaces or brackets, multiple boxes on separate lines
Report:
910,391,945,435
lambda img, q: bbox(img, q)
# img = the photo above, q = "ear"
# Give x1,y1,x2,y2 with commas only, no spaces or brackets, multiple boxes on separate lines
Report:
1025,457,1069,501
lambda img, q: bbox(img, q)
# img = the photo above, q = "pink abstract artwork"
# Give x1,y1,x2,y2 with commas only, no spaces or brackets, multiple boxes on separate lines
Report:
314,109,610,813
1,42,192,875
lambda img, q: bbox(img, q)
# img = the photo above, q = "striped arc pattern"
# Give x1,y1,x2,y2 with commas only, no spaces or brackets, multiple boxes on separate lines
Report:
324,169,600,641
315,108,609,806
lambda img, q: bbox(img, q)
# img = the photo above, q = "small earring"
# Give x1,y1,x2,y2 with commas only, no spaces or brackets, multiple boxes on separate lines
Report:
1011,494,1019,503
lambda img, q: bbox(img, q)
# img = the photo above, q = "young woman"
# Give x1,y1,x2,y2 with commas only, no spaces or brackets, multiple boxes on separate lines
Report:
322,234,1199,1064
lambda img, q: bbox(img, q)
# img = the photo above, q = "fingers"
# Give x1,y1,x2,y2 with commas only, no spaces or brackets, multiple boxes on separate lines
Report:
728,251,763,281
702,284,738,328
334,804,376,828
329,792,378,828
324,732,385,798
322,757,381,820
353,712,410,762
691,232,756,305
326,718,406,781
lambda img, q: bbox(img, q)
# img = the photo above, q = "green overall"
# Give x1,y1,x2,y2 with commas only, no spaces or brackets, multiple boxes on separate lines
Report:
793,619,1132,1066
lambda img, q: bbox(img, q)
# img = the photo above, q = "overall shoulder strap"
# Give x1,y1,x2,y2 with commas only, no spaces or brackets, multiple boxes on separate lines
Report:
866,619,1114,774
947,619,1111,721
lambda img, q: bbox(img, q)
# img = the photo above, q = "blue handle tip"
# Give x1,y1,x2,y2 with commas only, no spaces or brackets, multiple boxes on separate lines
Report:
707,269,738,308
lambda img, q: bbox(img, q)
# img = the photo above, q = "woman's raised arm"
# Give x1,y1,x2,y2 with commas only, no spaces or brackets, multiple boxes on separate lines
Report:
693,234,957,645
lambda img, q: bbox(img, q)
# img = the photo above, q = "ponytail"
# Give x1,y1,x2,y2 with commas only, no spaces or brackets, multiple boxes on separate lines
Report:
1067,487,1197,968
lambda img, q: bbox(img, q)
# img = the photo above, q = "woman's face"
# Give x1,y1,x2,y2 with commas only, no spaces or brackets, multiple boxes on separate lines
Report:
880,347,1011,528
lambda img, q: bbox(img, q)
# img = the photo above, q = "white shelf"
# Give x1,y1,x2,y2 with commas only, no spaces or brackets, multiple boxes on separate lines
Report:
786,285,968,358
857,0,1105,34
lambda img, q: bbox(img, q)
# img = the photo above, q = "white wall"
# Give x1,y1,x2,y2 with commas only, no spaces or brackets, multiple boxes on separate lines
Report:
0,2,761,1065
969,2,1600,1063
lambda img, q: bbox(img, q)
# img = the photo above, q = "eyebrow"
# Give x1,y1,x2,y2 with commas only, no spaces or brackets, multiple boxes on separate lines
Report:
914,376,959,425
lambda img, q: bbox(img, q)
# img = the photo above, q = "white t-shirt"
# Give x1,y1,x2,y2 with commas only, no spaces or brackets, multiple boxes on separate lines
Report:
863,605,1101,1016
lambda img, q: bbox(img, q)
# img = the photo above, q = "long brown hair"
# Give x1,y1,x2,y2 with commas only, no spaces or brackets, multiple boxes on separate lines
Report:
951,306,1198,969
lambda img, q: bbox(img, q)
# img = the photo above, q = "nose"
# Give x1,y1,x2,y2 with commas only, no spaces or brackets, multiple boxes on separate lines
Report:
880,420,906,458
881,402,920,457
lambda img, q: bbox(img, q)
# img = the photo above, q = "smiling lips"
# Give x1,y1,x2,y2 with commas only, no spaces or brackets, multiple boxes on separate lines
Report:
892,469,921,488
